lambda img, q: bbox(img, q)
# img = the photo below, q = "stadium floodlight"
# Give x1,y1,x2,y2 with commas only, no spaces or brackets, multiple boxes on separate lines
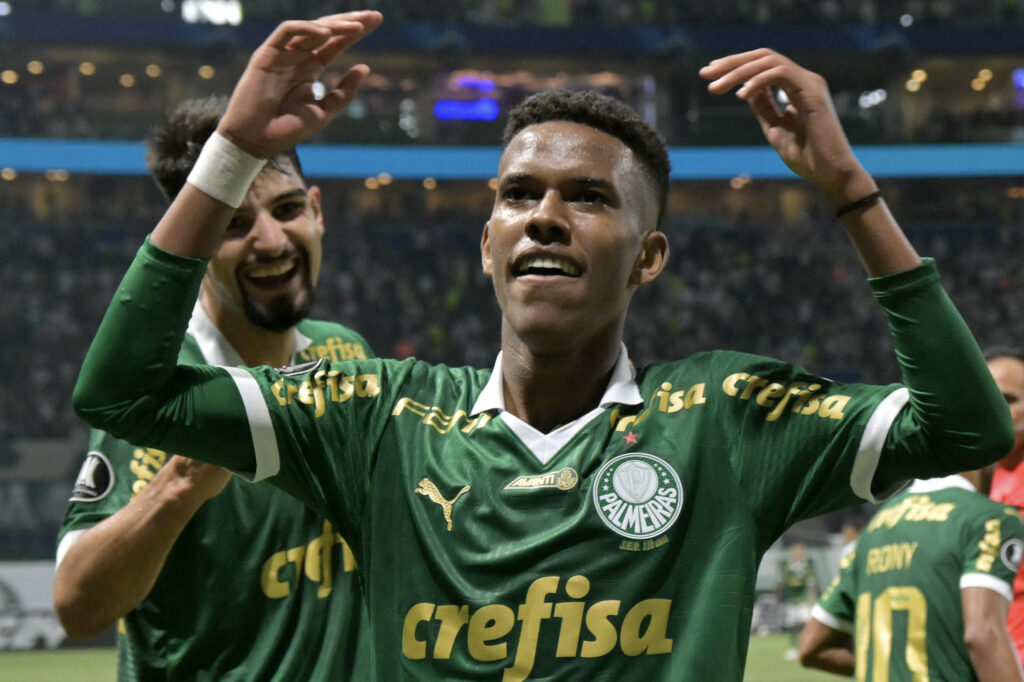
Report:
181,0,242,26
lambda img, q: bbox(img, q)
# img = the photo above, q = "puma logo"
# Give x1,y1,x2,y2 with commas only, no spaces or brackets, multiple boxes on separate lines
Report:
416,478,471,531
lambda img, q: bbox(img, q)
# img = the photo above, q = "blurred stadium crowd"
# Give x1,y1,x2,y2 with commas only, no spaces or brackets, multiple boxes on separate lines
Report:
1,1,1023,567
26,0,1024,26
3,176,1023,443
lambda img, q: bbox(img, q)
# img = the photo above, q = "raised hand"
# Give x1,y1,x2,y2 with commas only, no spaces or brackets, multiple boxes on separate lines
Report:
219,11,383,158
699,48,866,200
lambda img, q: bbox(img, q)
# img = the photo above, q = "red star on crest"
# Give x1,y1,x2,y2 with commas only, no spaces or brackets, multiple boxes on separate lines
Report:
623,431,638,445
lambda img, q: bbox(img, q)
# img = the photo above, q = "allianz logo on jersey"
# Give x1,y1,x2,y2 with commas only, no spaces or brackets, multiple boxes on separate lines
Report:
592,453,682,540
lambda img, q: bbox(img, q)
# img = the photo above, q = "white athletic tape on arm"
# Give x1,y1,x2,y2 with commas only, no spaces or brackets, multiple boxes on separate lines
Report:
186,131,267,208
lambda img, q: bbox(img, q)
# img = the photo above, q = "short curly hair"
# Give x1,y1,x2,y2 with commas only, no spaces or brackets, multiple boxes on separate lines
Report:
503,89,670,230
145,95,304,203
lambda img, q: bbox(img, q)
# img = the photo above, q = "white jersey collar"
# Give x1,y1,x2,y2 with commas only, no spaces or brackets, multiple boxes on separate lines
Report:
470,343,642,416
906,474,976,495
469,344,642,466
186,300,313,366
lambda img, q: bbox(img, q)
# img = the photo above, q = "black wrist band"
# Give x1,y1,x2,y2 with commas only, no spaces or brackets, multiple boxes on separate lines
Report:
835,190,882,218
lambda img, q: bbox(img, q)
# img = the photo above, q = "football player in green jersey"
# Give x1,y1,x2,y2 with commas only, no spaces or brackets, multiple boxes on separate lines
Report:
72,12,1016,680
53,95,373,679
797,468,1024,681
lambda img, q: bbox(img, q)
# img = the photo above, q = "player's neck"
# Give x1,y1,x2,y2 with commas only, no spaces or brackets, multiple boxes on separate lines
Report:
499,334,620,434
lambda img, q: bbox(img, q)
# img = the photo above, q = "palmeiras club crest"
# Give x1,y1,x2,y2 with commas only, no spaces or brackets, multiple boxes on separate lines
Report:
592,453,682,540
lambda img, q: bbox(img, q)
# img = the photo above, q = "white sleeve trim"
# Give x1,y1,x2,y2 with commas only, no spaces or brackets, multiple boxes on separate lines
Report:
960,572,1014,603
851,387,910,503
811,603,853,633
224,366,280,482
55,529,87,568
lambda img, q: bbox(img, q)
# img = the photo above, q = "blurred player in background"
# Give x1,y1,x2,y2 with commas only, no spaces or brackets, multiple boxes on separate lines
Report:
53,95,373,680
777,542,819,660
70,11,1016,679
987,348,1024,663
797,466,1024,681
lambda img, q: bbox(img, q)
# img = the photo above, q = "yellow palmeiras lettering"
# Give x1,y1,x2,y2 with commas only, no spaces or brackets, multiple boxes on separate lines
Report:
609,382,706,432
393,397,492,434
295,336,368,363
721,374,850,422
271,369,380,418
260,520,357,599
401,575,673,681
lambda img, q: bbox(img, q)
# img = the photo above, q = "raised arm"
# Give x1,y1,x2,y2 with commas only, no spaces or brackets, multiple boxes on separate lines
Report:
154,12,381,258
54,456,230,640
700,49,1013,484
700,48,918,277
72,12,382,467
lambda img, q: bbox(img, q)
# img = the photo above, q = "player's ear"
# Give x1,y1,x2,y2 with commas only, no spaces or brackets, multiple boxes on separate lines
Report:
308,185,325,238
630,231,668,286
481,222,493,276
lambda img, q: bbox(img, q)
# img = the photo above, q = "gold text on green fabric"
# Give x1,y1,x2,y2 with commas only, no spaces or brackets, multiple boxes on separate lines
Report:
401,575,672,681
392,397,493,434
722,374,849,422
610,382,706,432
295,336,368,363
261,519,357,599
270,370,380,417
867,495,954,531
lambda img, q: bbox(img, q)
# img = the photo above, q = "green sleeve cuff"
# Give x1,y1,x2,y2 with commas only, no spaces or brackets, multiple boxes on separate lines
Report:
867,257,938,300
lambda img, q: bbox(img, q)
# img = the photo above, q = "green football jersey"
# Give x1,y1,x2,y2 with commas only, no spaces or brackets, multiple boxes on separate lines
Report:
779,556,818,604
75,241,1017,680
209,343,911,681
57,304,374,682
813,477,1024,682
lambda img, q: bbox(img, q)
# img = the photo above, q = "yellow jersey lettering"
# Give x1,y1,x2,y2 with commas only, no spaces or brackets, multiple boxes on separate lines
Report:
468,605,515,662
977,519,1002,572
580,600,620,658
434,605,470,659
818,395,849,420
867,496,957,532
393,398,492,435
754,382,787,408
865,542,918,575
739,376,770,401
260,522,356,599
402,603,435,659
296,337,368,363
722,373,749,397
403,575,674,672
619,599,673,655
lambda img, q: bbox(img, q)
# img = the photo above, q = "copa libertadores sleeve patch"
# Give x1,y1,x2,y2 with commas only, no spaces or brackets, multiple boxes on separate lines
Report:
69,451,115,502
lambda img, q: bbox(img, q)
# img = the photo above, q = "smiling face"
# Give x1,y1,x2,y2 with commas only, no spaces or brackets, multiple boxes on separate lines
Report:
481,120,667,356
201,161,324,334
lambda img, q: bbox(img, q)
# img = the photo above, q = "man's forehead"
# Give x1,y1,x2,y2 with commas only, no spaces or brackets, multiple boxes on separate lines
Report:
499,121,635,177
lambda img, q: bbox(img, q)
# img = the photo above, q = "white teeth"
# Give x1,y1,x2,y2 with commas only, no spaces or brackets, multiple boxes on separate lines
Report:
249,262,294,278
518,257,580,276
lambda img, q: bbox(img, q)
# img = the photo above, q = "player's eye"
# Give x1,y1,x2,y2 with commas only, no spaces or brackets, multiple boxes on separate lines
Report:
224,216,252,237
501,186,535,202
272,201,305,221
